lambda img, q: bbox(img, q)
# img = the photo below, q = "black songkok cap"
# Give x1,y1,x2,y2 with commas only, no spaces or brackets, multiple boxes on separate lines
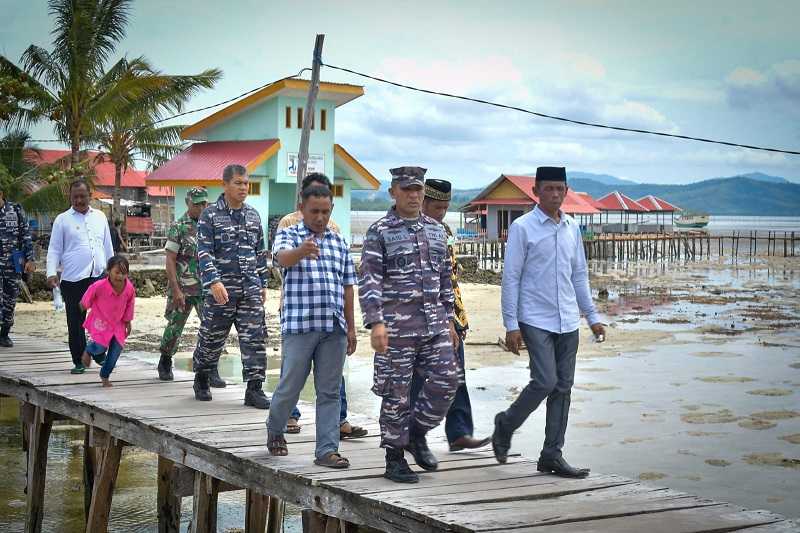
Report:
536,166,567,182
424,179,452,201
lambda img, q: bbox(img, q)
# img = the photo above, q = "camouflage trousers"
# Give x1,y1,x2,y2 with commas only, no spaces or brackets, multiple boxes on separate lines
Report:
193,286,267,382
0,271,21,329
159,294,203,359
372,332,460,449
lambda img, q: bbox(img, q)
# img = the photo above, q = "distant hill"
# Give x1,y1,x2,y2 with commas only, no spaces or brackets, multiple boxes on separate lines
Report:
737,172,789,184
567,171,634,186
351,172,800,215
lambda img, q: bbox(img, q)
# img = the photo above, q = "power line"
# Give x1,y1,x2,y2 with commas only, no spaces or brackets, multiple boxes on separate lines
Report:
322,62,800,156
150,68,310,125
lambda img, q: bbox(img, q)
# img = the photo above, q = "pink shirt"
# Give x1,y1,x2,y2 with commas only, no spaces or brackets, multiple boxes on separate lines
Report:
81,278,136,347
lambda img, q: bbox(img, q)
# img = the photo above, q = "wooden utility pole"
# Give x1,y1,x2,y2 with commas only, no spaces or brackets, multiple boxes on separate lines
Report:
295,34,325,201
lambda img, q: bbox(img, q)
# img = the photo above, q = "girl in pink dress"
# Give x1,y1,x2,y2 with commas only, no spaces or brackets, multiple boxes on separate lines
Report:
80,255,135,387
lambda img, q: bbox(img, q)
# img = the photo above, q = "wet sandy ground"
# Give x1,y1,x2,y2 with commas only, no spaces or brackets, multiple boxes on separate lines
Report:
4,255,800,528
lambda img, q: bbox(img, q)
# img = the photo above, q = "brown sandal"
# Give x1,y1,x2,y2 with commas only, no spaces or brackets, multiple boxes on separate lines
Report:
340,422,368,440
267,433,288,456
286,417,302,434
314,452,350,469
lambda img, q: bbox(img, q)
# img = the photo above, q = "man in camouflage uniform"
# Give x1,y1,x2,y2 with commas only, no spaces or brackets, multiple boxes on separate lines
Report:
0,188,35,347
411,179,491,451
359,166,461,484
157,187,208,381
193,164,270,409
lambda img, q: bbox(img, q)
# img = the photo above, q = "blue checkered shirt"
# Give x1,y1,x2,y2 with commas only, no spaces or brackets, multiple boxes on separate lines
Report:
272,223,356,335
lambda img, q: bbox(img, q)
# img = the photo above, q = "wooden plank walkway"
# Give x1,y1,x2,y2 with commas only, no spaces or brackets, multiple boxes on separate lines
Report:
0,334,796,533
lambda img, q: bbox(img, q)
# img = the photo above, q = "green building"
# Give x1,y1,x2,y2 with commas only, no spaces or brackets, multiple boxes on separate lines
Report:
146,79,379,242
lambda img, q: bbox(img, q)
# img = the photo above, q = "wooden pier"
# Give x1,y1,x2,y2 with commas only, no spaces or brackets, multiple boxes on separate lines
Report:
455,231,799,267
1,335,796,533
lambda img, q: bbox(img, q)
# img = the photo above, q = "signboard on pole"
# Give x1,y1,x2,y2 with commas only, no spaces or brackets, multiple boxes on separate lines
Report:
288,152,324,177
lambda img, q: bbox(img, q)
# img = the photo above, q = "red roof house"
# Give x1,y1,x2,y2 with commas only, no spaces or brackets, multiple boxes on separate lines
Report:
463,174,600,240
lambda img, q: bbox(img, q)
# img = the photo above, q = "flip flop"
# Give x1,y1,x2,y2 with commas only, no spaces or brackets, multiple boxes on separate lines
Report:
314,452,350,469
286,418,302,434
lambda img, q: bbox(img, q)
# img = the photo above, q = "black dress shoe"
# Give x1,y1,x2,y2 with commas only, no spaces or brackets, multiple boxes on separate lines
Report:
492,413,512,464
405,434,438,471
537,456,590,478
449,435,492,452
384,449,419,483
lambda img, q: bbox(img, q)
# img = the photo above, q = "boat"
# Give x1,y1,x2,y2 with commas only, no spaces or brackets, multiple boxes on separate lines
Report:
675,213,709,229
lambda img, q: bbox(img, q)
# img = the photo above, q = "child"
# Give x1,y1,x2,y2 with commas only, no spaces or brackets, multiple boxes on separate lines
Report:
80,255,135,387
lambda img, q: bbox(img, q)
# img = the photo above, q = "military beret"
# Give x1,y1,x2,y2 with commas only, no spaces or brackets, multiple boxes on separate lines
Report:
424,179,452,201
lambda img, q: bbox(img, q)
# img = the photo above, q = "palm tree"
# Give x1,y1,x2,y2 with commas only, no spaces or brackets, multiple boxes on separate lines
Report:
0,0,135,166
1,0,221,219
88,57,220,218
0,130,95,214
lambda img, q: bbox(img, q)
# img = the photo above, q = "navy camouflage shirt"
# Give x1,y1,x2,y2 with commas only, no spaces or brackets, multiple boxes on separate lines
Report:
197,194,268,298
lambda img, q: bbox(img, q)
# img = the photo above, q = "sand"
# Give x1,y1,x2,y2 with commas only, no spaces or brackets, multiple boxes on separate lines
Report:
12,281,684,366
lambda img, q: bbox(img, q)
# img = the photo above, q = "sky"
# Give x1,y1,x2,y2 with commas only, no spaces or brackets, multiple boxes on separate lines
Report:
2,0,799,188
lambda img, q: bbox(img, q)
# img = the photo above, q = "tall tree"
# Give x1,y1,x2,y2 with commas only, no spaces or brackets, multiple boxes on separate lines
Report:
0,0,134,166
88,57,220,218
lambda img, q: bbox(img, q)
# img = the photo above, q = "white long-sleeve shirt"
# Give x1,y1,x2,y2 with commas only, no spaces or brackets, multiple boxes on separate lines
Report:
501,206,601,334
46,207,115,282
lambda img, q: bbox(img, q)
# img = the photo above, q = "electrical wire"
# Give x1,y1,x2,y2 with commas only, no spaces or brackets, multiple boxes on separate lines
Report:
322,62,800,156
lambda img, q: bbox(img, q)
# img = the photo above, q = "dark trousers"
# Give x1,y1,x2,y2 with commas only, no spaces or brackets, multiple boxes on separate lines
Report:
60,277,98,366
410,334,473,444
502,323,579,461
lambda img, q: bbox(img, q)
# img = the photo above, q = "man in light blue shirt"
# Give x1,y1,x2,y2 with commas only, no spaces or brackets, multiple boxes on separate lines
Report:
493,166,605,478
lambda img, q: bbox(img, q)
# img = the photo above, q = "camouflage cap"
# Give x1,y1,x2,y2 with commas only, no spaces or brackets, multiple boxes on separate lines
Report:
186,186,208,204
389,166,426,189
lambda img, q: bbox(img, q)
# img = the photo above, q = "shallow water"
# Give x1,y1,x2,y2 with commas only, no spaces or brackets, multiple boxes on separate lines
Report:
2,259,799,530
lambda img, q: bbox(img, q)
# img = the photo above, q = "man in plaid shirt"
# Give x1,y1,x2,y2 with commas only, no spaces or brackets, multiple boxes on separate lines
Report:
266,185,357,468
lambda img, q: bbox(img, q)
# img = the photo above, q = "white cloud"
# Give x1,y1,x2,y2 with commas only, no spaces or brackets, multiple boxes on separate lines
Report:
725,60,800,113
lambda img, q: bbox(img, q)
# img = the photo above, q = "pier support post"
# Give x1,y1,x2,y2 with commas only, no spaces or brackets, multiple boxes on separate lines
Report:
245,489,269,532
85,434,124,533
191,472,219,533
157,457,182,533
24,405,53,533
266,497,284,533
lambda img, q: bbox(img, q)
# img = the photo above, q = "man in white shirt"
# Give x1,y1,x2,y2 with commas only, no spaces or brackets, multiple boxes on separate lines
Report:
493,166,605,478
46,180,115,374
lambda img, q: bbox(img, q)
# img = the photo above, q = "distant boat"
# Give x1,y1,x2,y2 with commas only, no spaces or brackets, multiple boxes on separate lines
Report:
675,213,709,229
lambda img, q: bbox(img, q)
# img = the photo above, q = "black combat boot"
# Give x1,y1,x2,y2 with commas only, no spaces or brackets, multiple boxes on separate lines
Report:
209,367,227,388
193,371,212,401
157,355,174,381
405,426,438,471
243,380,270,409
384,447,418,483
0,326,13,348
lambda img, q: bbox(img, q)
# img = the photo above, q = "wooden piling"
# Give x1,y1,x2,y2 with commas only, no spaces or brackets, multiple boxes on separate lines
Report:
24,405,53,533
85,433,124,533
192,472,219,533
157,457,182,533
245,489,269,533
